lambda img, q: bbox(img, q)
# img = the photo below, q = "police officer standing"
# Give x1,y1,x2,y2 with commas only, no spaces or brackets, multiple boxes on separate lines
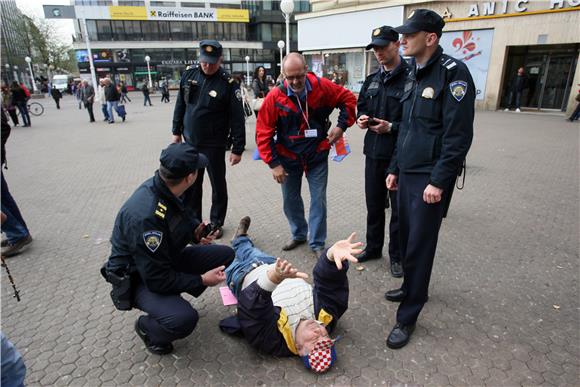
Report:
103,143,235,355
172,40,246,238
356,26,409,279
385,9,474,349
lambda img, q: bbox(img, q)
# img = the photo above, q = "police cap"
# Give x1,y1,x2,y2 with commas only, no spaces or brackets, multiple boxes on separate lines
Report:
199,40,223,64
394,9,445,37
366,26,399,50
159,143,208,178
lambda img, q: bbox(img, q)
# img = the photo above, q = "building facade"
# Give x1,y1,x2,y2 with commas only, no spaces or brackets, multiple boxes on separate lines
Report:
70,0,309,89
297,0,580,114
1,0,33,86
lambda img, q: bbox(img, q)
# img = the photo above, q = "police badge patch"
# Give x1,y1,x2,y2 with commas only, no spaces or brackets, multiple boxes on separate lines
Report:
143,231,163,253
235,89,242,101
450,81,468,102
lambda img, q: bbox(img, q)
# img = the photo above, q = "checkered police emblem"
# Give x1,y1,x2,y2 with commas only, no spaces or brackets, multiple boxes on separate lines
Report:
450,80,468,102
143,231,163,253
305,338,335,373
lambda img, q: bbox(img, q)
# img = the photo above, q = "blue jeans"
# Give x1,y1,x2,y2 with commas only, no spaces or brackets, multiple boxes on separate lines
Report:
15,102,30,126
281,160,328,249
1,173,29,244
225,236,276,299
107,101,118,122
101,104,109,120
1,332,26,387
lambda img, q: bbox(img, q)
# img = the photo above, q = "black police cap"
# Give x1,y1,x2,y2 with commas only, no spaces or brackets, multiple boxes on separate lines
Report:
199,40,223,64
395,9,445,37
366,26,399,50
159,143,208,178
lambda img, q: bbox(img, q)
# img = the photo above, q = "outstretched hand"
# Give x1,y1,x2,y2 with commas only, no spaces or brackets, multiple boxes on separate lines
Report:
267,258,309,284
327,232,363,270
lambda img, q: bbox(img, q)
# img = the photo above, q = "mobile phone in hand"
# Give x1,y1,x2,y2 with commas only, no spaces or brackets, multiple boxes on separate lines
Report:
368,116,379,126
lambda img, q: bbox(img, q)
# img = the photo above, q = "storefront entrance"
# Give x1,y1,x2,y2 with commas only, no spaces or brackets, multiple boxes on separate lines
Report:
502,44,579,111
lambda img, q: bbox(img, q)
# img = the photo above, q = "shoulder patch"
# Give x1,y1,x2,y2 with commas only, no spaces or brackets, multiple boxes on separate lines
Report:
235,88,242,101
228,78,235,84
450,80,468,102
155,201,167,219
143,230,163,253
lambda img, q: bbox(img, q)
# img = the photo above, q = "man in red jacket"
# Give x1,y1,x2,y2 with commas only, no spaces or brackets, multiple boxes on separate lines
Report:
256,53,356,255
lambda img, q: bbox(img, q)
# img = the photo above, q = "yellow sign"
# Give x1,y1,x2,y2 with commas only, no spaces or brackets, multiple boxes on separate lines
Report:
109,6,147,20
216,8,249,23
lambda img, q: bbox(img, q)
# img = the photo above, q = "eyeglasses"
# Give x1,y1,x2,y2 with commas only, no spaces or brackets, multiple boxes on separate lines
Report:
285,73,306,82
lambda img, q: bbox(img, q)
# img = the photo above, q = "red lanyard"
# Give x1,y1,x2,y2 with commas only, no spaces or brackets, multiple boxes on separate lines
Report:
295,92,311,129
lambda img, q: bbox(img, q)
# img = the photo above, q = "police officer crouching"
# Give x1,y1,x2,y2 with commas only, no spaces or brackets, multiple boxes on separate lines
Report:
102,143,235,355
356,26,410,278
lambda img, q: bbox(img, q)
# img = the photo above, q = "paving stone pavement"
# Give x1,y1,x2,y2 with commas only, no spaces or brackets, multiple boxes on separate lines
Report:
1,92,578,386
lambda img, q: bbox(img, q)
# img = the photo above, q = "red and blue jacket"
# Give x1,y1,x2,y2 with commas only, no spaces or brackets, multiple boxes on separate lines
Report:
256,73,356,171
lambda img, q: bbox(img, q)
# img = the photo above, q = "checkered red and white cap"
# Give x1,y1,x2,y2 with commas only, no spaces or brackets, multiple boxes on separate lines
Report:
302,338,336,373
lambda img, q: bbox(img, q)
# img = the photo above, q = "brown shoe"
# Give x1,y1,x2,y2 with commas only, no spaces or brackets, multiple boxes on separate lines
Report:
1,235,33,257
282,239,306,251
232,216,251,241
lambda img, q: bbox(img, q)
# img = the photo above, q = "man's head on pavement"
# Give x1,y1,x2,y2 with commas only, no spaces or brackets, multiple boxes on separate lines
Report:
283,53,308,94
296,321,336,373
199,40,223,76
395,9,444,58
366,26,401,68
159,143,208,189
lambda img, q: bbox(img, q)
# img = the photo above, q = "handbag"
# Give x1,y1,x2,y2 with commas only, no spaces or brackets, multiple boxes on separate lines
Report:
251,98,264,111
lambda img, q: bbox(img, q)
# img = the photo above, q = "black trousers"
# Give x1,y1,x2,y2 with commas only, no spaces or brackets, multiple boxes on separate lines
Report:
396,173,447,325
186,146,228,227
133,244,234,345
364,156,400,262
84,102,95,122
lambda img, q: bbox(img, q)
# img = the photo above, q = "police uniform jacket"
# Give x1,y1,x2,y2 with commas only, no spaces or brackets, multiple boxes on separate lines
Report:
107,172,205,296
256,73,356,172
389,46,474,189
357,58,410,160
235,252,350,357
172,66,246,155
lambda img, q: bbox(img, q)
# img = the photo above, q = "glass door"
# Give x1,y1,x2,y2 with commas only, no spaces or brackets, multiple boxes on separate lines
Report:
540,55,575,110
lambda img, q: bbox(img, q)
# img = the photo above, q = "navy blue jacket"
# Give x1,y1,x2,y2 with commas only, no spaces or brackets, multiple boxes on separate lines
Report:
235,252,350,357
389,46,474,189
172,66,245,155
357,58,410,160
107,172,205,296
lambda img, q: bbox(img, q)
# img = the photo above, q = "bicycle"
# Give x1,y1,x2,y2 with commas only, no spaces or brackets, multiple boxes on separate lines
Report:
16,101,44,117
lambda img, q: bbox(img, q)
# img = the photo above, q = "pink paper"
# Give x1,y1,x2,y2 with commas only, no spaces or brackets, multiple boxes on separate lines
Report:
219,286,238,306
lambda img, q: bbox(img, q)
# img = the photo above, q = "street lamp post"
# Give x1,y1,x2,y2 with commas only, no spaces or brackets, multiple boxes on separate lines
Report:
25,56,38,92
145,55,152,89
277,40,285,76
280,0,294,57
13,66,19,83
4,63,10,83
244,55,250,87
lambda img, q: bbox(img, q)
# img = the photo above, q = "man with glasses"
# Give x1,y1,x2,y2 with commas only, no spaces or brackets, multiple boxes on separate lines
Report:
256,53,356,255
356,26,411,278
385,9,475,349
172,40,246,239
219,216,361,373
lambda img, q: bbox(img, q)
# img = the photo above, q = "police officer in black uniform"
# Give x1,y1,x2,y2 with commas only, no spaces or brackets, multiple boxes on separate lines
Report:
356,26,410,279
384,9,475,349
103,143,235,355
172,40,246,239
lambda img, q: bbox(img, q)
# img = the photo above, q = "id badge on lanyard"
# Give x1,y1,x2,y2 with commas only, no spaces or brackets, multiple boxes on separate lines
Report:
296,95,317,138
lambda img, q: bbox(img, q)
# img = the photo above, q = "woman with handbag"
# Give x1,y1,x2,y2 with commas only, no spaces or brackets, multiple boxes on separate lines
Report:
251,66,269,118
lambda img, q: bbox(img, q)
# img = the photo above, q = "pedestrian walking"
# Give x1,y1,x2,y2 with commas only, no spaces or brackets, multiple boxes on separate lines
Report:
504,67,528,112
10,82,30,127
1,86,18,127
171,40,246,238
251,66,268,118
51,85,62,109
256,53,356,255
104,78,124,123
385,9,475,349
80,80,95,122
96,79,109,122
119,82,131,103
142,83,152,106
160,82,170,103
356,25,410,278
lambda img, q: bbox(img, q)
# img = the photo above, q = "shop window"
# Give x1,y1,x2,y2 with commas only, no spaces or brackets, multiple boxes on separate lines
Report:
125,21,142,41
112,21,126,41
86,20,98,41
142,21,160,41
158,21,171,40
198,23,208,39
182,2,205,7
150,1,176,6
261,24,271,41
131,49,145,62
272,24,283,42
96,20,113,41
170,21,186,41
